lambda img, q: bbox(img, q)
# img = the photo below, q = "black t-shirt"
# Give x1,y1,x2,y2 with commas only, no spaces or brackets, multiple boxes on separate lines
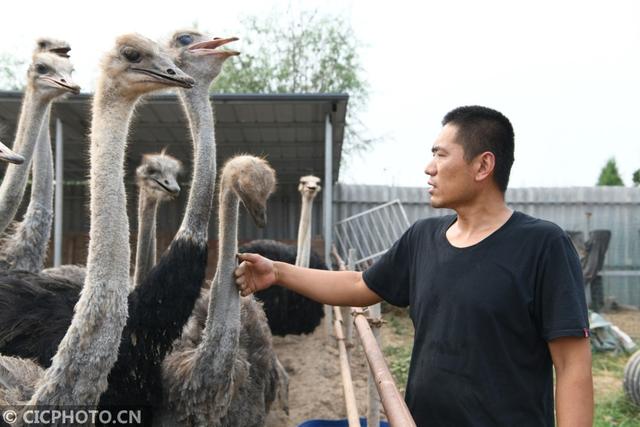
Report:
363,211,589,427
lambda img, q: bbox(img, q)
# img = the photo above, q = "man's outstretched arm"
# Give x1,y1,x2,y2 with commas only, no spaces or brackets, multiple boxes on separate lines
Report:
235,252,382,307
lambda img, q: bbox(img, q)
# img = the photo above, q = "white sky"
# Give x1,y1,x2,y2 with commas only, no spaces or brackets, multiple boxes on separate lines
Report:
1,0,638,188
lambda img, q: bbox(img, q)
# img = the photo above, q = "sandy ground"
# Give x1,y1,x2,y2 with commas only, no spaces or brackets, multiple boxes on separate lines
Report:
266,315,385,427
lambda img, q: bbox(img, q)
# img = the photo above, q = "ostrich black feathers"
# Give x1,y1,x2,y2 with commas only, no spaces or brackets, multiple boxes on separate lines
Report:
239,239,326,336
0,270,80,367
97,237,207,412
0,237,207,418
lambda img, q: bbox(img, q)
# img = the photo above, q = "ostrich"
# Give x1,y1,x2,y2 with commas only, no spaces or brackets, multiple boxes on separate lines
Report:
160,154,282,426
0,33,194,408
133,150,182,286
0,39,78,272
239,174,327,336
0,152,182,366
0,50,79,235
0,33,234,415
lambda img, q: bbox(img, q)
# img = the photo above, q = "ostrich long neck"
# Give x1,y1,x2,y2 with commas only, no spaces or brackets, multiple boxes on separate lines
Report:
29,87,133,406
203,182,240,350
295,193,314,267
0,90,50,234
133,190,158,286
0,107,55,272
177,84,216,241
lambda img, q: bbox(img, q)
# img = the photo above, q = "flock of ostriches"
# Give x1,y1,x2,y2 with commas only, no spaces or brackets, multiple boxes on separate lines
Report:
0,30,329,426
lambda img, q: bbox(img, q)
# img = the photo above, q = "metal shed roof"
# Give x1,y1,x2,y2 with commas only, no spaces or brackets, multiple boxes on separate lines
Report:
0,92,348,185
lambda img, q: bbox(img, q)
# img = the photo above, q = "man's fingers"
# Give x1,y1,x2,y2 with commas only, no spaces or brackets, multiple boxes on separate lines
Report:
237,252,262,263
235,263,246,277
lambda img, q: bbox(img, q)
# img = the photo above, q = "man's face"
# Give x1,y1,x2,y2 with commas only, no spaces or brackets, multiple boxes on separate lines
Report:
424,124,477,209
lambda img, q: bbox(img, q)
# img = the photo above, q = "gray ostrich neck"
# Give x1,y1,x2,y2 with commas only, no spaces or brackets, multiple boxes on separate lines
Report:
0,107,55,272
201,183,240,354
0,90,50,234
30,107,54,213
295,195,313,267
29,87,133,406
133,191,158,287
177,84,216,242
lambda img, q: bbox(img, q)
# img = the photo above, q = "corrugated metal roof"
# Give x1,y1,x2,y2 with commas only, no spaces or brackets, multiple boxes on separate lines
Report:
0,91,348,185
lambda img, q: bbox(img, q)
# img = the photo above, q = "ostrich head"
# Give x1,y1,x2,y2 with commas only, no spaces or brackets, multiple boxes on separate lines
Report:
0,140,24,164
136,150,183,201
166,29,239,85
27,52,80,100
223,155,276,228
35,37,71,57
100,33,194,97
298,175,321,200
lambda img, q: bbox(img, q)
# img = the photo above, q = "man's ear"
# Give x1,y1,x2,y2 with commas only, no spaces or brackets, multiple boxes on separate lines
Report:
474,151,496,182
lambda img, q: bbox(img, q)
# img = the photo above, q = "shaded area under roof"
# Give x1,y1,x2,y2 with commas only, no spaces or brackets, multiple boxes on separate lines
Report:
0,92,348,185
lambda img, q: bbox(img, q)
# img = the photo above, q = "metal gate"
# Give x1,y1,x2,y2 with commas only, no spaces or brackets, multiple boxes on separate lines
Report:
333,200,411,271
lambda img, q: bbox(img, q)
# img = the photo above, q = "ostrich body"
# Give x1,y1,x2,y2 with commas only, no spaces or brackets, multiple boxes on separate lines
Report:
0,33,194,410
0,39,77,272
240,175,326,336
161,155,281,426
0,51,78,236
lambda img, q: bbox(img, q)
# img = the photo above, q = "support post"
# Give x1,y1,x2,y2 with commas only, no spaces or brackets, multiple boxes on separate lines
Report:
54,118,64,267
324,112,334,335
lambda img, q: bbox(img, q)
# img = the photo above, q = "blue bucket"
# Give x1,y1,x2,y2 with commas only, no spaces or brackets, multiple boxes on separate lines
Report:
298,417,390,427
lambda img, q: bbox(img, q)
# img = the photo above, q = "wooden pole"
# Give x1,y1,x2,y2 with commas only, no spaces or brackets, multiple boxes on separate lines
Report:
353,307,416,427
367,303,382,427
333,306,360,427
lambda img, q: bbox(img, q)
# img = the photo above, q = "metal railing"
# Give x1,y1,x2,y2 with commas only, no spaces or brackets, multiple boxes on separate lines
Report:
334,200,411,271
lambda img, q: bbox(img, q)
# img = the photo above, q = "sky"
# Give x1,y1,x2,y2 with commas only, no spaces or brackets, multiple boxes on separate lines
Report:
0,0,638,188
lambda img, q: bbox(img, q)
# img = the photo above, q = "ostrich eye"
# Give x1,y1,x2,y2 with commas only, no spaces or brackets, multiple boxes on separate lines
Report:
147,167,159,175
35,64,48,74
122,47,142,63
177,34,193,46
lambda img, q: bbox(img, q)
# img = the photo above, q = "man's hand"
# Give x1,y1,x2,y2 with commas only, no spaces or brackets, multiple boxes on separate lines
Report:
235,253,278,296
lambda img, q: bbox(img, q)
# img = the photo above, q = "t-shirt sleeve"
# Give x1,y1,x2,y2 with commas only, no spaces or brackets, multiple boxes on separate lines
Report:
535,232,590,341
362,223,415,307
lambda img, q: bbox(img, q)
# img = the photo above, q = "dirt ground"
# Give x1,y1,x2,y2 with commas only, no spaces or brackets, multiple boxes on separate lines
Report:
266,314,385,427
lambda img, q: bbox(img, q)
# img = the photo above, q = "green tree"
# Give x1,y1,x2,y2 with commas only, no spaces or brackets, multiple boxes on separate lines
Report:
597,158,624,186
0,53,25,91
214,10,374,154
632,169,640,186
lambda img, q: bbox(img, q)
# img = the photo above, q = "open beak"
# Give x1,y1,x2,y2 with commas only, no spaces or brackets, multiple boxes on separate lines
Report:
0,141,24,165
50,47,71,58
188,37,240,57
41,76,80,94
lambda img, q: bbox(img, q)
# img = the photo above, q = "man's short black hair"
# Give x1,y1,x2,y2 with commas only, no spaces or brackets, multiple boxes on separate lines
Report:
442,106,515,193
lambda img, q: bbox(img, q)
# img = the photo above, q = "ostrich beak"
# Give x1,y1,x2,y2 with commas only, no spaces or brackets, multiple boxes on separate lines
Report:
188,37,240,57
50,47,71,58
0,141,24,164
131,58,195,89
41,75,81,95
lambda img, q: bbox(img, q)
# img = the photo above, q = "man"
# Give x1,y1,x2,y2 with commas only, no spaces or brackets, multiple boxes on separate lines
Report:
235,106,593,426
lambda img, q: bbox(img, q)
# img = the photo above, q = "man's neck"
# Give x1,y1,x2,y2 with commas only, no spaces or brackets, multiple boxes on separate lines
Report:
446,193,513,248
